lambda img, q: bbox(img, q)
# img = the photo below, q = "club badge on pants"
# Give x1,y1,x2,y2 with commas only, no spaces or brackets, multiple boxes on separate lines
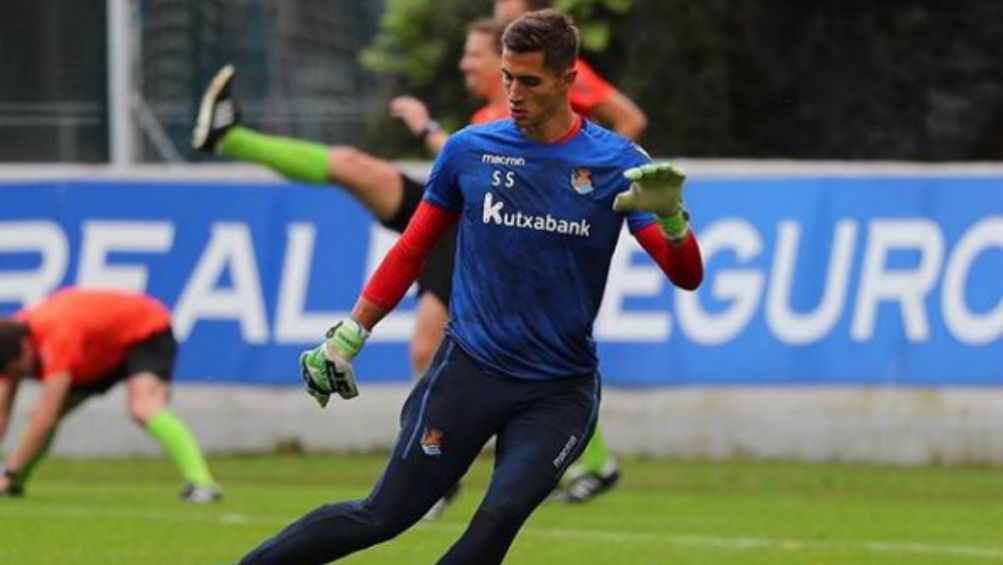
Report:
421,427,443,456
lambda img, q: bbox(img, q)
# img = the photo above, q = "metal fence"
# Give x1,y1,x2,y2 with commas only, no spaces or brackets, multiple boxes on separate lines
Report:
0,0,386,163
140,0,387,162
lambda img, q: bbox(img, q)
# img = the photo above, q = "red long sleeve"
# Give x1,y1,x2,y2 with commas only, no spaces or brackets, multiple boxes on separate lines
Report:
632,224,704,291
361,201,459,310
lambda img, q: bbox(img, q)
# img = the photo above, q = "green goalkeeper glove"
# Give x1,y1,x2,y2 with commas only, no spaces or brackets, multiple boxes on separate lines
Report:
299,318,369,408
613,163,690,241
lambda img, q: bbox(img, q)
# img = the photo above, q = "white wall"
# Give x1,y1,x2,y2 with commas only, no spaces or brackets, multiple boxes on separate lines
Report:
5,383,1002,464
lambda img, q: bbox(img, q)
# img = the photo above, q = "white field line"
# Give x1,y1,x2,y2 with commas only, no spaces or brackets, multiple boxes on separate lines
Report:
2,504,1001,561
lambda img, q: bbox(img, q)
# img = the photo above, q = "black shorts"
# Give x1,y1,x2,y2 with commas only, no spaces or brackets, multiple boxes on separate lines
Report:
75,329,177,395
379,173,456,307
359,337,599,528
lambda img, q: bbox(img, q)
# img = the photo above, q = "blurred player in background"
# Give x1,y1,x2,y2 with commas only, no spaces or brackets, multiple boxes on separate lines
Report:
193,18,510,379
194,18,508,518
0,287,220,502
493,0,646,503
232,10,700,565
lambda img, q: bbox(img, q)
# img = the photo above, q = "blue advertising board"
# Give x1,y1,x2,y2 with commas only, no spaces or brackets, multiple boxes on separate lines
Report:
0,176,1000,386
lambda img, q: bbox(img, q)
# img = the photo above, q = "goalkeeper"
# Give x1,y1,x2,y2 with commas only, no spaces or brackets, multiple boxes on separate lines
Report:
230,11,701,565
195,10,647,508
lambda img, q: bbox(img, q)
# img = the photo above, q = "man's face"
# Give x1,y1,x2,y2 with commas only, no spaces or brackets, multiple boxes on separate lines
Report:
493,0,529,21
459,31,502,99
501,49,574,129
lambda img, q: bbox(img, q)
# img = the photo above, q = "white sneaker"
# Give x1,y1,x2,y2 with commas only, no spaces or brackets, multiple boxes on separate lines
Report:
180,483,222,503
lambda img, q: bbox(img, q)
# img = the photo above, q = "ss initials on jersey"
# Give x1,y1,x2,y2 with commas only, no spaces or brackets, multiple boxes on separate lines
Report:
491,170,516,188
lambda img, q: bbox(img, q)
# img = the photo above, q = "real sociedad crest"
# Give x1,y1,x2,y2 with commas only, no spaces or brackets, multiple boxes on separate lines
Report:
421,427,443,456
571,167,594,195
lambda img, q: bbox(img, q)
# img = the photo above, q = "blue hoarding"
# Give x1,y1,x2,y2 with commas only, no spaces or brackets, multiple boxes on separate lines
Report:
0,176,1000,386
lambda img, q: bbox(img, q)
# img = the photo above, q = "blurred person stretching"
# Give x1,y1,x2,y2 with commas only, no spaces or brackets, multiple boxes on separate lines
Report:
494,0,650,503
194,18,509,518
231,10,701,565
193,19,513,379
0,287,220,502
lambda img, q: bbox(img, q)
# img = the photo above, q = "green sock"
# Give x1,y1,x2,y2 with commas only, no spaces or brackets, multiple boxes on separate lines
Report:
218,126,331,184
580,425,612,474
146,409,216,488
9,429,56,491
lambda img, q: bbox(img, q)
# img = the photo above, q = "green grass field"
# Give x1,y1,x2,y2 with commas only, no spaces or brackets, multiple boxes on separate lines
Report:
1,454,1001,565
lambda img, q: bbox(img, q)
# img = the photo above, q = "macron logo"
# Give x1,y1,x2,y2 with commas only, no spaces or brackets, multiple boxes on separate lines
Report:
553,435,578,469
482,192,591,237
482,153,526,167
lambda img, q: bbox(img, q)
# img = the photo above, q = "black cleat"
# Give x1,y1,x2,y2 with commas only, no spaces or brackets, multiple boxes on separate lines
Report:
192,64,240,153
557,462,620,504
1,484,24,498
180,483,222,504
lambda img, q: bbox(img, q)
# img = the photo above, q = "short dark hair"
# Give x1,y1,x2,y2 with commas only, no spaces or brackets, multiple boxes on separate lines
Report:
502,9,579,75
524,0,554,10
468,18,508,55
0,320,28,371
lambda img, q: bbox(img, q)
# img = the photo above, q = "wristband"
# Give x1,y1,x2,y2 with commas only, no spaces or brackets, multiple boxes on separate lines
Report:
656,209,689,241
324,318,370,361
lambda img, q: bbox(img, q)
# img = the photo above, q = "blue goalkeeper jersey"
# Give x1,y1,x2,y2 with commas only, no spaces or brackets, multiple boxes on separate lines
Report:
423,118,655,380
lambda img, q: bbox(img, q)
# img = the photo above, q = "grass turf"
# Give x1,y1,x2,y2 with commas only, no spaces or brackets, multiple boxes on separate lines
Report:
1,454,1000,565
